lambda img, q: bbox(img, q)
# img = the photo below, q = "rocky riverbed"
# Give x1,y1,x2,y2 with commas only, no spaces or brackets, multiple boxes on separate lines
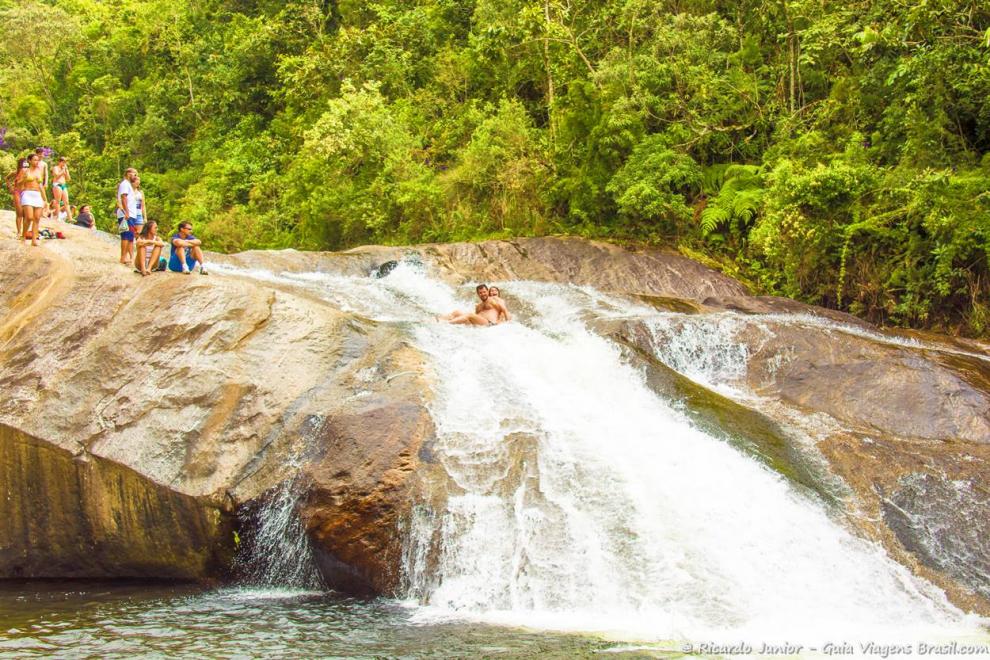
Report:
1,211,987,616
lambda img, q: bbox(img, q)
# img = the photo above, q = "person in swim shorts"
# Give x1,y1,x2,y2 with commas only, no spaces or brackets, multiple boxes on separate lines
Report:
440,284,510,326
168,221,208,275
34,147,49,189
51,156,71,220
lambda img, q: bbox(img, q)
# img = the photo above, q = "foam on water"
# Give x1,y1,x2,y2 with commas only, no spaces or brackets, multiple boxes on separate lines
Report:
217,261,986,644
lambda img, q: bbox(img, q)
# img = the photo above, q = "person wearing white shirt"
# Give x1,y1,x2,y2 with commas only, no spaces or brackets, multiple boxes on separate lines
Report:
116,168,138,264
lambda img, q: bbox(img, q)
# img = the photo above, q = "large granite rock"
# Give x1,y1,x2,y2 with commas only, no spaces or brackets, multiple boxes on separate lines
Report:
2,211,988,617
221,236,750,301
0,215,431,584
0,423,233,579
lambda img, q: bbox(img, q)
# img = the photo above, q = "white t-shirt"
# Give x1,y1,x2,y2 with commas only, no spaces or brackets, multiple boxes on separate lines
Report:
116,179,138,219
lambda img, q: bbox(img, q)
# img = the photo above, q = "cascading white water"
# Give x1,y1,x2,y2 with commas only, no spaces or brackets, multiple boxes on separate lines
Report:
235,478,324,590
214,260,984,643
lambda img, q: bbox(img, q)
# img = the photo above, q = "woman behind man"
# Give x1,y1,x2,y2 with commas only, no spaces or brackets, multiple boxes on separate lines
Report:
134,220,166,276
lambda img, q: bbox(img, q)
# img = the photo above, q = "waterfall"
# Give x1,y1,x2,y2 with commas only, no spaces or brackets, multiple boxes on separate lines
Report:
214,260,981,641
235,478,324,590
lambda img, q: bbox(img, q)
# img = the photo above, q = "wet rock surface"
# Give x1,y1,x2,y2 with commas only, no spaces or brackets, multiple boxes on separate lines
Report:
219,236,750,301
1,212,988,613
611,312,990,613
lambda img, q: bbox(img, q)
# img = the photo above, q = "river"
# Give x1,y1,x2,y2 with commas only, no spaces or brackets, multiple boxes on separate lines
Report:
2,258,987,656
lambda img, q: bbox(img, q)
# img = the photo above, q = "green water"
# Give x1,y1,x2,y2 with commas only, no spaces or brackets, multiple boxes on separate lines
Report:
0,582,661,658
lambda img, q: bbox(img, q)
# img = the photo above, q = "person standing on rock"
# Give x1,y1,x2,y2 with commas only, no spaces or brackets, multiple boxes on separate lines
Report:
168,221,208,275
19,152,49,247
51,157,71,220
5,157,27,238
116,168,138,264
132,175,146,232
34,147,49,190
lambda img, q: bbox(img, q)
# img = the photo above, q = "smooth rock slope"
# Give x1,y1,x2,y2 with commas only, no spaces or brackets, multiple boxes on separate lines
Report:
1,211,988,615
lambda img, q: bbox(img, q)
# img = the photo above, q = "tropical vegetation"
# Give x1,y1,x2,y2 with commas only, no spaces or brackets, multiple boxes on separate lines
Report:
1,0,988,335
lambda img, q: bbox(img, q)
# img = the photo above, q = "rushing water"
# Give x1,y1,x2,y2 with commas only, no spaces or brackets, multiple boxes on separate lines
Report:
5,258,988,655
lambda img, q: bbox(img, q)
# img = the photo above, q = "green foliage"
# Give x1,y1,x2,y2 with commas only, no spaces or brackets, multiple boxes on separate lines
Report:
699,165,764,239
0,0,988,336
607,137,701,236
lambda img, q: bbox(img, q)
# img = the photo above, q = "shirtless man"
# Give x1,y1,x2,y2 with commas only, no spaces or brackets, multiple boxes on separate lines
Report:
441,284,511,327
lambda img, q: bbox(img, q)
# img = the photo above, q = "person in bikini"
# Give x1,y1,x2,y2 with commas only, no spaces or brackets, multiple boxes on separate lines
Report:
51,156,71,220
440,284,511,327
5,157,27,237
19,153,49,247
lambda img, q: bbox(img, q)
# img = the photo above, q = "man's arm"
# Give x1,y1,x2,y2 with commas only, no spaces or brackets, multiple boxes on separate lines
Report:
119,192,128,216
172,237,201,248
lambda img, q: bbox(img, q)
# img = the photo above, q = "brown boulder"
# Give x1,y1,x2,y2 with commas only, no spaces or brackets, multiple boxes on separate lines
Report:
741,323,990,444
0,216,431,585
0,423,233,579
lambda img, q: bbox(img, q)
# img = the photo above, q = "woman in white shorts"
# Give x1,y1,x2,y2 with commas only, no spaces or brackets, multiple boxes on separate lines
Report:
19,153,49,247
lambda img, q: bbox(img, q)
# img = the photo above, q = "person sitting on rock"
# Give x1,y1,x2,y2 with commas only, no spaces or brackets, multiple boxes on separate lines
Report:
135,220,166,276
168,221,208,275
440,284,510,326
74,204,94,229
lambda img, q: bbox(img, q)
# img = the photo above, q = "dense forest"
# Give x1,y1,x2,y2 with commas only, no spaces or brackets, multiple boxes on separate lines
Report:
1,0,988,336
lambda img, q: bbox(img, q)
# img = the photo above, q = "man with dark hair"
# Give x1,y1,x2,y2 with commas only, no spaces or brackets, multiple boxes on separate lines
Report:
34,147,49,189
440,284,510,326
168,221,208,275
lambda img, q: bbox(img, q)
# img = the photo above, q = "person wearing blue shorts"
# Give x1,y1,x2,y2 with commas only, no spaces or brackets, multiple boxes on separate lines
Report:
168,221,208,275
116,168,138,264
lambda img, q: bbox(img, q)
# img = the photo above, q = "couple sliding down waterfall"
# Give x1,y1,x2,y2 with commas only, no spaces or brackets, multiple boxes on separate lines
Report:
439,284,512,327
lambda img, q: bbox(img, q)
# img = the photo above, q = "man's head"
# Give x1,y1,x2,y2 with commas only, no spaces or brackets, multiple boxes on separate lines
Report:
34,147,44,157
177,221,193,237
475,283,489,301
58,156,67,164
124,167,138,182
